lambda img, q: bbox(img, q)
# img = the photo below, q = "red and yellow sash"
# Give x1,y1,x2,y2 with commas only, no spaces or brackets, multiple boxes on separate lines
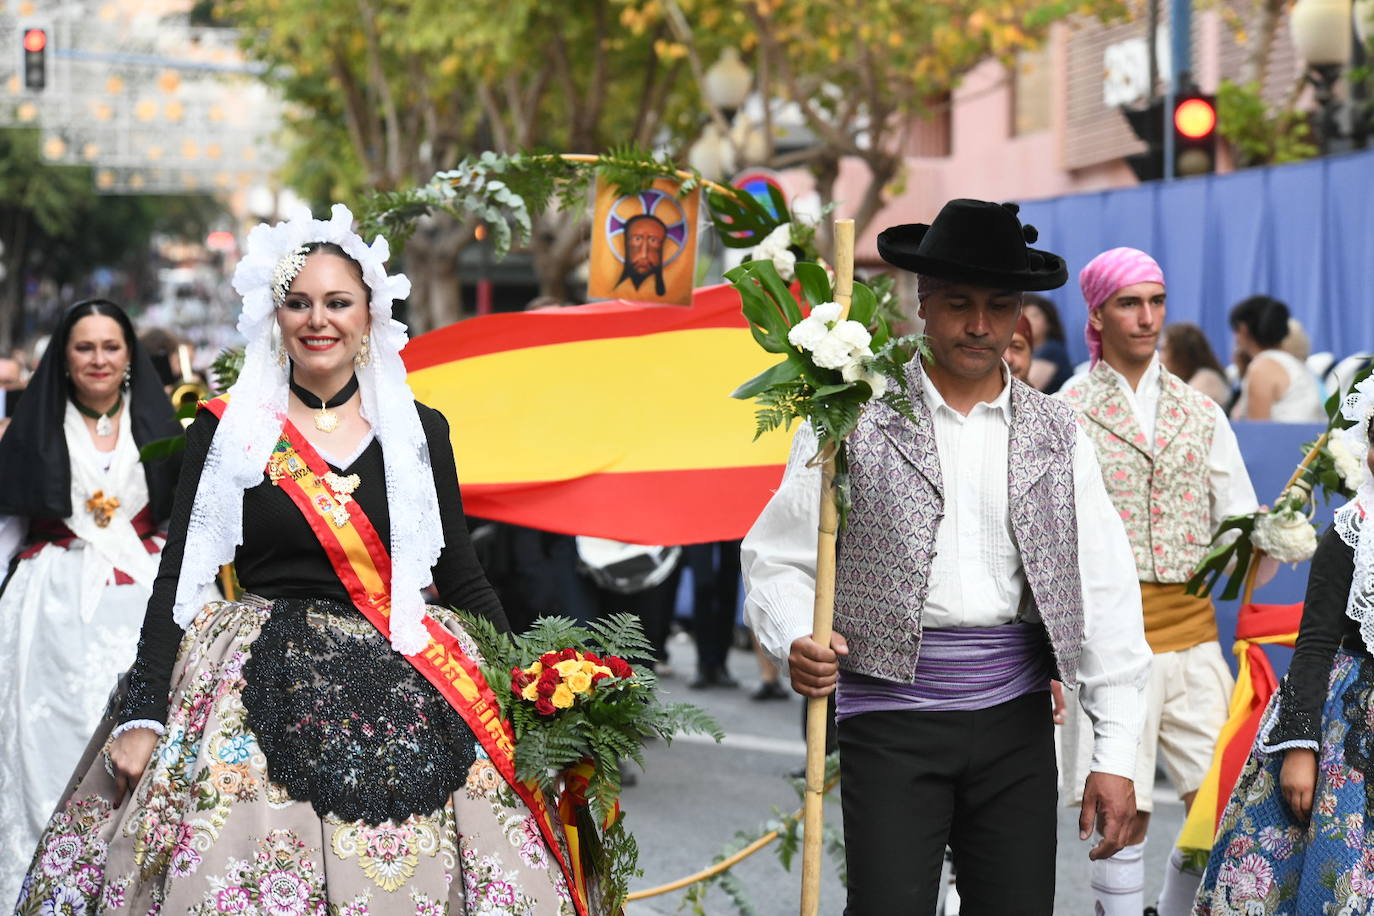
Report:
203,397,591,915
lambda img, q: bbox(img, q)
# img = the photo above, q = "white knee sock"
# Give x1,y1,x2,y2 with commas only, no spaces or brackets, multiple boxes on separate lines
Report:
1156,846,1204,916
1090,841,1145,916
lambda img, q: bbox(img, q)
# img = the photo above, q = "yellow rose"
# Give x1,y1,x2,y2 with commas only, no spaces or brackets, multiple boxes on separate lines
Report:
592,665,613,678
525,661,543,677
566,671,593,694
554,659,582,677
551,684,576,709
521,682,540,702
578,660,597,676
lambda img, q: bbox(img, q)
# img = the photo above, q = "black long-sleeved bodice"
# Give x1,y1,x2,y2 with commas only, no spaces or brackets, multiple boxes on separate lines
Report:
1267,524,1360,748
118,403,509,725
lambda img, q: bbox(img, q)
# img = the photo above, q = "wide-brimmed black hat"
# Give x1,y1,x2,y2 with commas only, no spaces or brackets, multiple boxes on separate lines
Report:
876,199,1068,291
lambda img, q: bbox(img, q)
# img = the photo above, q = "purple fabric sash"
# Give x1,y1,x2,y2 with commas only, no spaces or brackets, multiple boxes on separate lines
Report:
835,623,1053,721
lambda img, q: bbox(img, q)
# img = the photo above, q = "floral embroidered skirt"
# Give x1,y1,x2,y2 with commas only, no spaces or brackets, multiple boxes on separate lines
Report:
13,597,575,916
1194,650,1374,916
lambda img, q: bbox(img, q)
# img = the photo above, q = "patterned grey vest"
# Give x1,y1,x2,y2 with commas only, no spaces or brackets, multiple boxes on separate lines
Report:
834,362,1086,686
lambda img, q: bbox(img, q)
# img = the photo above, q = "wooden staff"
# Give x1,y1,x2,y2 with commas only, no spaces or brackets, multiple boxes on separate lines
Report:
801,218,855,916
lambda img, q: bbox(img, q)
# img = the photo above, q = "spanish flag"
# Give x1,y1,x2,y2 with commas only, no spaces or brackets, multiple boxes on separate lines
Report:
402,283,790,545
1177,600,1302,854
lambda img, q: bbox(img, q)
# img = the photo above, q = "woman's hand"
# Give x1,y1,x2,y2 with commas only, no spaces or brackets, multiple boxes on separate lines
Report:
107,727,160,806
1279,748,1318,823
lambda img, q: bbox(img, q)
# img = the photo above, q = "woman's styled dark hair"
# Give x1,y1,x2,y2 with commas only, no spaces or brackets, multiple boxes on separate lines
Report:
301,242,369,301
1162,322,1225,381
1229,295,1291,350
63,299,137,364
1022,294,1065,343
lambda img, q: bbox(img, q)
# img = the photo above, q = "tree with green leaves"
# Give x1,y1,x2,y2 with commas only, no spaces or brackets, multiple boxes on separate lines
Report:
0,129,221,351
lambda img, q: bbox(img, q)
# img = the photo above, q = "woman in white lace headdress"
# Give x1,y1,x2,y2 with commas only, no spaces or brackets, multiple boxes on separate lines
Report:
13,206,579,915
1194,375,1374,915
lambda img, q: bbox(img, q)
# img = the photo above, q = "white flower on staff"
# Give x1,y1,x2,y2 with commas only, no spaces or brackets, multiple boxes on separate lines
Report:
788,301,874,371
752,222,797,281
842,356,888,398
1252,508,1319,564
1328,435,1366,491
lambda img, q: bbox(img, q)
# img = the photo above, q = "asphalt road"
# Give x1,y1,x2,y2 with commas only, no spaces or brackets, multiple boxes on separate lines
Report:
621,632,1185,915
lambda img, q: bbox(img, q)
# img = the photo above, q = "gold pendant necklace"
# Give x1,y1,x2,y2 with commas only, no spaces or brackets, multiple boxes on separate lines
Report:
288,373,359,435
314,407,339,433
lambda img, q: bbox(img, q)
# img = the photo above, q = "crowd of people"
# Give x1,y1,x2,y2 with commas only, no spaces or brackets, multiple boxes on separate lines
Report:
0,195,1371,916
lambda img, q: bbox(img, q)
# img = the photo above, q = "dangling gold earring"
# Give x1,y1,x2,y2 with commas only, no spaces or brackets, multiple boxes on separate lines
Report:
275,341,288,368
354,334,372,369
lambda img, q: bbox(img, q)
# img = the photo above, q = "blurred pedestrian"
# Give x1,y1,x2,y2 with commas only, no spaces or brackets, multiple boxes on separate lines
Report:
1060,248,1261,916
1229,295,1325,422
1161,322,1231,409
1004,313,1035,383
1023,293,1074,393
685,539,742,689
744,200,1150,914
0,300,183,901
576,536,681,672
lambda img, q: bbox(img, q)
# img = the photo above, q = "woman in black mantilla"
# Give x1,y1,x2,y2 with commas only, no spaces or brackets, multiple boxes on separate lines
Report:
14,207,577,915
0,300,181,904
1194,375,1374,915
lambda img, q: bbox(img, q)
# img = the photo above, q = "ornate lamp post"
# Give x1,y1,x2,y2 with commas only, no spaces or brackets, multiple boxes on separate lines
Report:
688,49,761,179
1291,0,1354,153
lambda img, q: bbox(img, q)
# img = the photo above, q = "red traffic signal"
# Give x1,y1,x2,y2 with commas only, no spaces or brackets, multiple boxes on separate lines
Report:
1173,94,1218,176
1175,98,1217,140
21,27,48,91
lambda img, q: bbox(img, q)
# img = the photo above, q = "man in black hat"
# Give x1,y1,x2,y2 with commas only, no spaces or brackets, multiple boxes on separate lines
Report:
742,199,1151,913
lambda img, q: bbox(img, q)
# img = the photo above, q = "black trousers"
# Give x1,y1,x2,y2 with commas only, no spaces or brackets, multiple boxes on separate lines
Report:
684,539,741,672
837,691,1057,915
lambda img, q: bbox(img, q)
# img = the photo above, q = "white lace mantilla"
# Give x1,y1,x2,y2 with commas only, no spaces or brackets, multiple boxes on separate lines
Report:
172,204,437,655
1334,375,1374,658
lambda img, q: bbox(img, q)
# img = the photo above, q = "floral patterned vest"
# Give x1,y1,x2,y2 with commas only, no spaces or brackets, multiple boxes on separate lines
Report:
1059,361,1216,583
833,362,1085,687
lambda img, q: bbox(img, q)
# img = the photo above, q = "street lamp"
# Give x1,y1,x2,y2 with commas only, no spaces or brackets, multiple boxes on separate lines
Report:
689,49,759,179
703,48,752,118
1291,0,1353,152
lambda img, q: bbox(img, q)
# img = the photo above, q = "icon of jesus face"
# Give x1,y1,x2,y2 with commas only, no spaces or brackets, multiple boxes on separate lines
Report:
626,215,667,277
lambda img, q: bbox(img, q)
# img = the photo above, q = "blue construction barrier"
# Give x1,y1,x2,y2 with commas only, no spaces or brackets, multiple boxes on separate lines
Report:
1018,149,1374,367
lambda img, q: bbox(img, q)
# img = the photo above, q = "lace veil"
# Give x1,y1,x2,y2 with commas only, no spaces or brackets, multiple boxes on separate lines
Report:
1333,375,1374,654
171,204,438,655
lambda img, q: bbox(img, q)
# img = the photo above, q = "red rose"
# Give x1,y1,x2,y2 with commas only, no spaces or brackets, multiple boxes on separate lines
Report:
582,650,603,666
536,677,559,698
591,672,609,684
539,652,560,668
560,647,579,661
606,656,634,679
534,697,556,716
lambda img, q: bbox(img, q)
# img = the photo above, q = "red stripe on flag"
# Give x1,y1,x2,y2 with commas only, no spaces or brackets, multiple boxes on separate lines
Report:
402,283,749,369
462,465,786,546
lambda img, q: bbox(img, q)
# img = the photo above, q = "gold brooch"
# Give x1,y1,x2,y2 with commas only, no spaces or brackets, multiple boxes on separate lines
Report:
85,490,120,528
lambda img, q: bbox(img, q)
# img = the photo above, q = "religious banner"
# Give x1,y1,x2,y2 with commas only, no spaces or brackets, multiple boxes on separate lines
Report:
401,283,788,545
587,176,700,306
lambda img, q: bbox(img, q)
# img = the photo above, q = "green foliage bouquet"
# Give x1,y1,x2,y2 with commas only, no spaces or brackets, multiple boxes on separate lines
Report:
459,611,722,912
727,257,926,524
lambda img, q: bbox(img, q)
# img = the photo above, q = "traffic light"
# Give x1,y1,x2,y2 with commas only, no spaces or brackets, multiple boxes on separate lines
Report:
1121,93,1219,181
21,27,47,91
1123,99,1166,183
1173,94,1218,176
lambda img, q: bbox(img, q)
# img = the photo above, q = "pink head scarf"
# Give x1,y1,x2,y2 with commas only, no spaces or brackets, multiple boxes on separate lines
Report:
1078,247,1165,365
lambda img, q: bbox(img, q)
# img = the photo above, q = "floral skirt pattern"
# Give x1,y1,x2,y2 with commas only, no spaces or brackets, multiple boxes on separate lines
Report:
1194,650,1374,916
13,598,575,916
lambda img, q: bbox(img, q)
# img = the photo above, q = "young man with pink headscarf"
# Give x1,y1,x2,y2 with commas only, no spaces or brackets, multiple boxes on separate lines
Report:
1058,247,1261,916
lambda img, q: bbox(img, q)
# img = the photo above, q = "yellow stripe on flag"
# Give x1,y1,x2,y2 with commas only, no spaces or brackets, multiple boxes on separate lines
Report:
407,327,789,485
